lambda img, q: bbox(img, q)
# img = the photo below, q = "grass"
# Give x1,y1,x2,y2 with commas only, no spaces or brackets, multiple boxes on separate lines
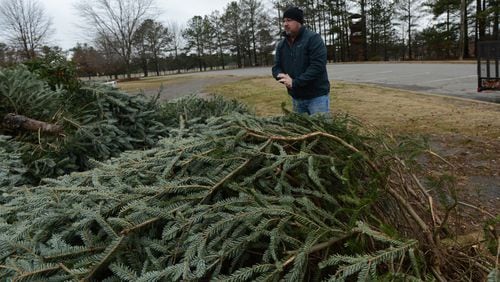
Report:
205,77,289,116
117,75,193,93
206,77,500,139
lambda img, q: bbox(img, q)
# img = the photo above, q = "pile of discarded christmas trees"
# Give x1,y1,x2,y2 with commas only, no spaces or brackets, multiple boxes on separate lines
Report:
0,65,497,281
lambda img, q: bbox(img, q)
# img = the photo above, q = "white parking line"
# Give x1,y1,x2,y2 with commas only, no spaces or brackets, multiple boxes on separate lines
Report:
331,70,361,75
336,70,393,80
369,71,393,75
363,72,430,82
423,75,476,83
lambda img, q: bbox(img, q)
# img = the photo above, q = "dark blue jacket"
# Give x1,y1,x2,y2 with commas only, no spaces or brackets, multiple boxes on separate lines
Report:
272,26,330,99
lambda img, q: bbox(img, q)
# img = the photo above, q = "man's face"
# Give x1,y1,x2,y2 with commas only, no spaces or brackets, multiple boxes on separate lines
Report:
283,18,301,36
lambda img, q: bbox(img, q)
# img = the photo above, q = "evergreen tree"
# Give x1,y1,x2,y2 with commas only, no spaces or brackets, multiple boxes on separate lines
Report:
201,15,218,70
240,0,265,66
134,19,171,76
183,16,206,72
222,2,244,68
209,10,226,70
256,13,276,66
166,21,185,73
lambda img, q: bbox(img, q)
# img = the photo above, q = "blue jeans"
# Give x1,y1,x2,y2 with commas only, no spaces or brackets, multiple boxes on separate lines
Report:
292,95,330,115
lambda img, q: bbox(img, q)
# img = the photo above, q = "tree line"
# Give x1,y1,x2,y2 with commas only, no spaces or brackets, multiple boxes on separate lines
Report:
0,0,498,79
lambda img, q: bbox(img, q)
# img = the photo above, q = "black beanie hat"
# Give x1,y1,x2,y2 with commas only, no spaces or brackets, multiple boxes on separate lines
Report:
283,7,304,24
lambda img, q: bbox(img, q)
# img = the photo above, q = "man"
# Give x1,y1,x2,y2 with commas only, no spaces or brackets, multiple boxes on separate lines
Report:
272,6,330,115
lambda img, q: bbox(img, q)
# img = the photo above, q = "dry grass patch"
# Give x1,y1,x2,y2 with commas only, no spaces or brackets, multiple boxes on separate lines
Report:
207,77,500,139
117,75,193,93
206,77,289,115
332,82,500,138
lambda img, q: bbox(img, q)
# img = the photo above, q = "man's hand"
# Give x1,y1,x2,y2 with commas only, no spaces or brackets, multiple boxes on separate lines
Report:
277,73,293,89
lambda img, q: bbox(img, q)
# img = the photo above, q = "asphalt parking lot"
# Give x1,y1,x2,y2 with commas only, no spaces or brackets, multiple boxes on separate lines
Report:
328,63,500,103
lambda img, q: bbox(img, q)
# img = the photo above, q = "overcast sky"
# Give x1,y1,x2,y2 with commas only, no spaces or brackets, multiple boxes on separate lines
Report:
40,0,246,50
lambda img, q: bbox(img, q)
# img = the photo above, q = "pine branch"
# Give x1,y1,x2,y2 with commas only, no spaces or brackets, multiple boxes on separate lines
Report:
43,246,106,261
12,265,61,282
199,139,272,204
200,158,250,204
327,241,417,280
283,232,355,272
245,130,380,173
120,217,160,236
84,236,125,281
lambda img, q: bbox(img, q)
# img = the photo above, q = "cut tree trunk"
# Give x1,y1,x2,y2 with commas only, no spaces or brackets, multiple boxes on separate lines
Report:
2,113,63,135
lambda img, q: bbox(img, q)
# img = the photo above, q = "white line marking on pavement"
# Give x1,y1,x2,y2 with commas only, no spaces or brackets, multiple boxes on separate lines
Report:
363,72,430,82
369,71,393,75
331,70,361,75
336,70,393,81
423,75,476,83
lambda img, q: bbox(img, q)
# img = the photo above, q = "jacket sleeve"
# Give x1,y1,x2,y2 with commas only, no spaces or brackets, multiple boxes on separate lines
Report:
292,34,327,88
271,40,283,80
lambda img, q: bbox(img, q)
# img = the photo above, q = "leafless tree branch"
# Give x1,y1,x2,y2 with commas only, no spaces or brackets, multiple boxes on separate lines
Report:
74,0,157,78
0,0,52,59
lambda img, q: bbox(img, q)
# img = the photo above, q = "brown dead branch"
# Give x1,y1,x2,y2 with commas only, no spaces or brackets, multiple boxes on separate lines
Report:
2,113,63,135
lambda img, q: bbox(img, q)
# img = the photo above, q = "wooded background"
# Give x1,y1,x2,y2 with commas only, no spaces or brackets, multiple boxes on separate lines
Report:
0,0,498,78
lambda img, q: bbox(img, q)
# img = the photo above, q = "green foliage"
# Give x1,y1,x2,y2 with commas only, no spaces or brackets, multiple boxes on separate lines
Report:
0,136,26,200
320,223,420,281
2,110,476,281
159,94,250,128
487,268,499,282
24,48,81,93
0,66,163,183
483,216,500,255
0,66,63,119
0,66,251,184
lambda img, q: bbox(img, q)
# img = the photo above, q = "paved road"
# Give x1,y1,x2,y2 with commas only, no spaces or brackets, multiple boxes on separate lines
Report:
189,63,500,103
329,63,500,103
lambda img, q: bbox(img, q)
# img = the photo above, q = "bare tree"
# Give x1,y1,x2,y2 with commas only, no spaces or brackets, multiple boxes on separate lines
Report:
94,34,126,79
396,0,424,60
458,0,468,59
0,0,52,59
71,43,105,79
75,0,157,78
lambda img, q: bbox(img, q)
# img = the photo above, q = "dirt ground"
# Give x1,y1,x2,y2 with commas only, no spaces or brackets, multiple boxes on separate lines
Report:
425,133,499,232
328,81,499,227
119,75,499,234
